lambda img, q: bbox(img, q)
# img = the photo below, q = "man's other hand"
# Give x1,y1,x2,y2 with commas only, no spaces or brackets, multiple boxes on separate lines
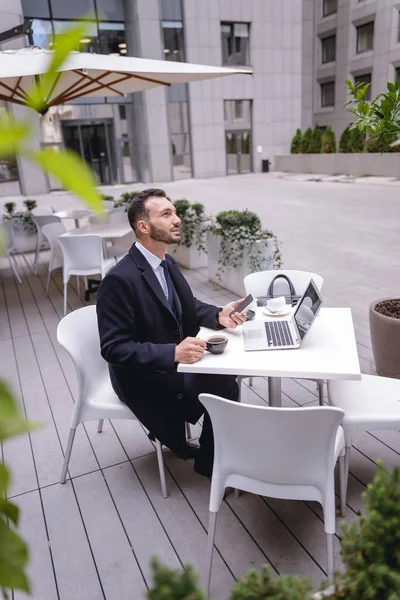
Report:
175,336,206,363
218,299,247,329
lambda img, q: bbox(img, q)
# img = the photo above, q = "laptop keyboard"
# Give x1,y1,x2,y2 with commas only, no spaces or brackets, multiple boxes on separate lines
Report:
265,320,294,347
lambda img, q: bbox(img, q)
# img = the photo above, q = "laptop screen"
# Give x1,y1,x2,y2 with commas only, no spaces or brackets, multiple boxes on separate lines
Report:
294,280,322,340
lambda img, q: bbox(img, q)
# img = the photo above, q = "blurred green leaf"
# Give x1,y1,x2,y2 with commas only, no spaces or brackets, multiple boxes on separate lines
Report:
28,21,88,113
0,465,9,496
1,500,19,527
0,520,29,594
0,114,30,158
30,148,102,213
0,381,38,442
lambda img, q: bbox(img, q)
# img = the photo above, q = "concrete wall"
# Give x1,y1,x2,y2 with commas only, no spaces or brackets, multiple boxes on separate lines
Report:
184,0,304,176
275,153,400,177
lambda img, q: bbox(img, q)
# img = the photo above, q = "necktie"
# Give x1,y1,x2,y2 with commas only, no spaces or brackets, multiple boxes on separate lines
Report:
160,260,175,311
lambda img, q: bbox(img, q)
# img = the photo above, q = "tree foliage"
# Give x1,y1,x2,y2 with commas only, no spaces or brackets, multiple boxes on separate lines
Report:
310,125,323,153
321,125,336,153
300,127,314,153
291,128,302,154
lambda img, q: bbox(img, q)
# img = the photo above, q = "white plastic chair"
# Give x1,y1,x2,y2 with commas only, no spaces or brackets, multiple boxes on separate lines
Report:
1,220,22,283
31,206,54,216
328,373,400,503
109,209,128,225
58,234,115,315
243,269,325,405
41,222,66,295
199,394,346,595
57,305,168,498
32,214,61,274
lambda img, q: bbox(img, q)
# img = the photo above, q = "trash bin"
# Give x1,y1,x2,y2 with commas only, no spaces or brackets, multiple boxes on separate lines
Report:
262,159,270,173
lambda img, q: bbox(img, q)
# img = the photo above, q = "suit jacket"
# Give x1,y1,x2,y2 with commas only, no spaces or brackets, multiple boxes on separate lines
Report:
96,243,222,444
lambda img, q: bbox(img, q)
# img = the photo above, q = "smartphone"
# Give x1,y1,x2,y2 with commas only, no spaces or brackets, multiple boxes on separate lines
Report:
229,293,254,318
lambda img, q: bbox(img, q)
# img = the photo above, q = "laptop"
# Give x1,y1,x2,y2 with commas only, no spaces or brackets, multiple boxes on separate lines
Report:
243,278,323,351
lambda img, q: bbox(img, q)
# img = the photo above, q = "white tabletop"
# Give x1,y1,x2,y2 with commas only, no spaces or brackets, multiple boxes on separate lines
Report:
54,209,93,220
178,307,361,381
60,223,133,239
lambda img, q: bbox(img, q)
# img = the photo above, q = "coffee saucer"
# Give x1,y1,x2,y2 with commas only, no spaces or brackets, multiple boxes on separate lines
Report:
262,306,292,317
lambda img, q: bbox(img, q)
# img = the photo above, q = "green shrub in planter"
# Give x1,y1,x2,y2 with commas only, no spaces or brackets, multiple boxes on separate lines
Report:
114,190,141,210
101,194,114,202
23,199,37,212
300,127,314,153
4,202,15,215
210,209,282,277
321,126,336,153
174,199,208,252
339,127,351,153
229,565,312,600
310,125,322,153
291,128,302,154
3,211,37,236
348,128,364,153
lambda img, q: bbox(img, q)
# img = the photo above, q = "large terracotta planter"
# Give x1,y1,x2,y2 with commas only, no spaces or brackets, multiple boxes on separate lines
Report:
369,298,400,378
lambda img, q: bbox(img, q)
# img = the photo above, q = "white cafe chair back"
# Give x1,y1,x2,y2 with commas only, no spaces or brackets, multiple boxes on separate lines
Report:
41,222,66,295
102,200,114,210
108,209,128,225
57,234,115,315
57,305,168,497
32,214,61,274
199,394,346,595
31,206,54,216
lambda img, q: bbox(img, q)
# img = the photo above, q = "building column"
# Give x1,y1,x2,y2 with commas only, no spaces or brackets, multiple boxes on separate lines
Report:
0,0,48,195
124,0,172,182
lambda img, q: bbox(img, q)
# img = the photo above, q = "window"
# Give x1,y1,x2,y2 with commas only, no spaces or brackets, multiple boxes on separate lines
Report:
357,22,374,53
234,100,243,120
221,22,250,66
119,105,126,120
396,67,400,83
162,21,185,62
98,22,126,55
321,35,336,63
323,0,337,17
53,20,98,53
354,73,372,101
167,101,192,179
30,19,53,49
321,81,335,107
223,100,252,128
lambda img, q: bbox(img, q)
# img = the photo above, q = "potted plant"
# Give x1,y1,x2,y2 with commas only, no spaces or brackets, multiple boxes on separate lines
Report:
147,461,400,599
207,209,282,297
3,204,38,253
169,199,209,269
113,190,141,210
23,199,37,212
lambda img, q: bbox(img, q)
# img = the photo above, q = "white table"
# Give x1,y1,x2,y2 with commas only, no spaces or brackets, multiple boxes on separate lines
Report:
60,222,132,239
54,209,94,228
178,307,361,406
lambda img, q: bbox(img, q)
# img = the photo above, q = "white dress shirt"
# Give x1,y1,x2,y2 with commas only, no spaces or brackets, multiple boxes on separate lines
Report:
135,241,170,300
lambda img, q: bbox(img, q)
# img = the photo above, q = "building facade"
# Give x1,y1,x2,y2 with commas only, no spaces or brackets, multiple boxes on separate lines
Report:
311,0,400,137
0,0,304,195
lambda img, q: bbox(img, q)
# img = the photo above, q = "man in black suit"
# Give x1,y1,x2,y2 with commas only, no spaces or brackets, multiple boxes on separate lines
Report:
96,188,246,476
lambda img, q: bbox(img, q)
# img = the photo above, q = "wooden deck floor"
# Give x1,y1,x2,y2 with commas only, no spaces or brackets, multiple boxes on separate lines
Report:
0,251,397,600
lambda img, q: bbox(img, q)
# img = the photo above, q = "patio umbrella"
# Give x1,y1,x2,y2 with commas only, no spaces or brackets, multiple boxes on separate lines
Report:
0,46,252,114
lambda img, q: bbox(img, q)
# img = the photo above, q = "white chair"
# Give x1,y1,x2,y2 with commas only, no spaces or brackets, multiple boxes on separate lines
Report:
88,213,110,225
199,394,346,595
109,209,128,225
1,220,22,283
41,222,67,295
58,234,115,315
31,206,54,216
57,305,168,498
328,374,400,502
32,214,61,274
243,269,325,405
102,200,114,210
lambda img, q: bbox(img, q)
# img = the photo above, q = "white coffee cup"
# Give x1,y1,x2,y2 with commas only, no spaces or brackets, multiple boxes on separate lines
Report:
266,296,286,312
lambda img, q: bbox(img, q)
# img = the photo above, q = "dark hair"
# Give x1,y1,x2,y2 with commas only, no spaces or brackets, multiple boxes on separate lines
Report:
127,188,167,233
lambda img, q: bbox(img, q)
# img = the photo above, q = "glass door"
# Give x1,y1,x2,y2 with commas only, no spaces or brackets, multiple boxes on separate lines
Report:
225,130,252,175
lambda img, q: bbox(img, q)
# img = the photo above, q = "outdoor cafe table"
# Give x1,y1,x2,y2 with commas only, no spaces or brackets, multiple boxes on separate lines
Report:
54,209,94,228
178,307,361,406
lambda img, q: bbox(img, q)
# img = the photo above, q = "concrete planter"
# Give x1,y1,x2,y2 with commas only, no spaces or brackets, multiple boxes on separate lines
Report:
312,587,335,599
275,153,400,178
369,298,400,378
207,232,274,297
11,219,38,253
169,242,208,269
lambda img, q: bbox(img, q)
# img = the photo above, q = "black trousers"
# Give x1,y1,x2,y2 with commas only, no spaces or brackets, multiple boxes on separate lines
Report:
156,373,239,473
